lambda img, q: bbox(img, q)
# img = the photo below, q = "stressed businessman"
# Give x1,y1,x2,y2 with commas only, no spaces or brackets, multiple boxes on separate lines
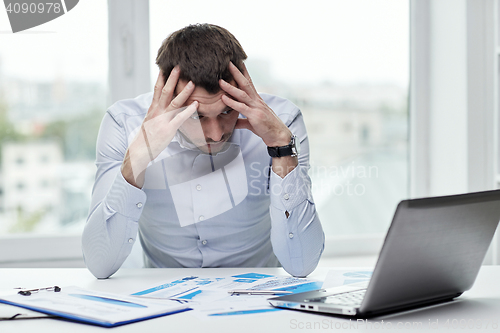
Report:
82,24,324,279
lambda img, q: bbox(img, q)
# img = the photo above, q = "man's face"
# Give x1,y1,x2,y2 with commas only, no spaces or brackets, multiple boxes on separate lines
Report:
175,79,240,155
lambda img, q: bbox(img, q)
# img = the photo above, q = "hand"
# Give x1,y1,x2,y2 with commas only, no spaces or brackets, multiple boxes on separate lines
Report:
219,62,292,147
122,66,198,188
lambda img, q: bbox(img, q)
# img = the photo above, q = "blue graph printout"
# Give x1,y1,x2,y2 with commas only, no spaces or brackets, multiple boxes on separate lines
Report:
131,272,323,318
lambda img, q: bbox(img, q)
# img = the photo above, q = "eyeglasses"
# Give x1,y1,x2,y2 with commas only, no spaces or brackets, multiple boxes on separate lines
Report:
17,286,61,296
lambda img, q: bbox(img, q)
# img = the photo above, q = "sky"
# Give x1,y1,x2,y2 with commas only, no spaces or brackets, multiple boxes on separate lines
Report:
0,0,409,87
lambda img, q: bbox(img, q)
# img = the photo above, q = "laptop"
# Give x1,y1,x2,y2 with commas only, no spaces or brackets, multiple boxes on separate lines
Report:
269,189,500,318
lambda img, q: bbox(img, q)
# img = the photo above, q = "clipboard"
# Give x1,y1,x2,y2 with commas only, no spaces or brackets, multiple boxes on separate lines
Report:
0,286,189,327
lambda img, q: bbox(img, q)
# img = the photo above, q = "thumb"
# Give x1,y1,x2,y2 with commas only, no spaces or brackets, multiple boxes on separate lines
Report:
169,101,198,129
235,118,253,131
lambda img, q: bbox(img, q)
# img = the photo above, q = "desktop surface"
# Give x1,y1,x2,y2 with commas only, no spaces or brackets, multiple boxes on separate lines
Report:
0,266,499,333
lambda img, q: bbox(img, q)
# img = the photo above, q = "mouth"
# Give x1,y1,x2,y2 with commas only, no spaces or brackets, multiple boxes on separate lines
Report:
206,140,227,153
205,133,232,151
207,140,225,147
178,129,233,154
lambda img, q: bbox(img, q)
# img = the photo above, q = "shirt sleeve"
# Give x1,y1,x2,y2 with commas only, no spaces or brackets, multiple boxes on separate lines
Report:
82,111,147,279
269,112,325,277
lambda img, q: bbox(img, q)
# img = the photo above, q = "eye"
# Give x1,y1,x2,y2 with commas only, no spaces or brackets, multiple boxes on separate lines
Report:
190,112,202,120
221,109,233,116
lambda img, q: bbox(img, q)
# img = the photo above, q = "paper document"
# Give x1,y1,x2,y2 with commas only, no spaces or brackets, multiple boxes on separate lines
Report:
132,272,323,318
322,268,373,289
0,303,53,320
0,286,188,327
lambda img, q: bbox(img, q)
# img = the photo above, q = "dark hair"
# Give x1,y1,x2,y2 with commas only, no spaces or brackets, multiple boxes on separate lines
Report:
156,24,247,94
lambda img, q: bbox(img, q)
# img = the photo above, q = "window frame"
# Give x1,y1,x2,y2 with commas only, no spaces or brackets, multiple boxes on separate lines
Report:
410,0,499,264
0,235,83,267
0,0,150,267
10,0,488,265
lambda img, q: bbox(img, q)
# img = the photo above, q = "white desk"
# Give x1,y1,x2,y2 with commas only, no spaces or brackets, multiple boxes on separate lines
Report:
1,266,499,332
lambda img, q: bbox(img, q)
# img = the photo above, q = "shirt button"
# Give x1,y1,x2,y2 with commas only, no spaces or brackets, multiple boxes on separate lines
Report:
288,233,294,239
136,202,143,208
199,215,205,221
196,184,202,191
202,240,207,245
283,193,290,200
128,238,134,243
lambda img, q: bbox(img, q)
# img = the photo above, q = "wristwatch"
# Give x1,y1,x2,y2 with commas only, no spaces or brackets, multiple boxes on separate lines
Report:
267,135,301,157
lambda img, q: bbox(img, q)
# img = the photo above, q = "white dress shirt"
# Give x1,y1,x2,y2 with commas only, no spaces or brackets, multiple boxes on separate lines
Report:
82,92,324,279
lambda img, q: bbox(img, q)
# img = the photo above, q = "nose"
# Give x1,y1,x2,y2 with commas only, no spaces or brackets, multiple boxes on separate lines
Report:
203,119,224,143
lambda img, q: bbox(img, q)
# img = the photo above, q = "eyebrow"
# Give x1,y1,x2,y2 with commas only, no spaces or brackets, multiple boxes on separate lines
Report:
196,106,232,118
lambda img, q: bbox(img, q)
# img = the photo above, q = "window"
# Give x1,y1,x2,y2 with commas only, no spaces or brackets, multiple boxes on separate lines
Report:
497,1,500,188
410,0,499,264
0,0,410,266
40,155,50,163
150,0,409,245
0,0,108,237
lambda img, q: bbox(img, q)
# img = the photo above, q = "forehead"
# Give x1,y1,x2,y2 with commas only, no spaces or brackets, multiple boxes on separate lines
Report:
176,80,233,115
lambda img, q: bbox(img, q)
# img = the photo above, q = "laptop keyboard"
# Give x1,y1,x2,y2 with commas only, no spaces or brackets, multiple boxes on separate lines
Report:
322,289,366,307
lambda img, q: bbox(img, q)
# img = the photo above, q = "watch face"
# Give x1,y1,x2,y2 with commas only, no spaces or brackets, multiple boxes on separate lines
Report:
294,136,301,155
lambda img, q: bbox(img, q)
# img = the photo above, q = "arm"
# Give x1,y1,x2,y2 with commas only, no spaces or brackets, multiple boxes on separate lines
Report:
83,68,198,278
268,112,324,277
219,62,324,277
82,112,147,279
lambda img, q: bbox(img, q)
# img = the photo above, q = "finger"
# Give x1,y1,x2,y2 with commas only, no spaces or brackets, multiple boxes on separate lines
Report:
169,101,198,129
152,70,165,107
221,94,252,117
146,71,166,121
228,62,256,96
240,62,252,82
219,79,253,106
239,62,258,96
166,80,195,112
158,66,181,110
144,100,197,134
234,118,253,131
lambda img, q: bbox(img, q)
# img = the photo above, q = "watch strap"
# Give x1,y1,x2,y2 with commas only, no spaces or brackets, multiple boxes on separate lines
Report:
267,135,297,157
267,145,295,158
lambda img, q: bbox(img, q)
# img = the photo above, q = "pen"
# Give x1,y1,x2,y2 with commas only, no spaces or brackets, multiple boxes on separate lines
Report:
228,289,293,295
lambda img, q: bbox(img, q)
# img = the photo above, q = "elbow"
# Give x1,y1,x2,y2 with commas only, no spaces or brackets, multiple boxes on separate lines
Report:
283,258,320,278
87,264,115,279
81,226,121,279
284,267,314,278
82,251,117,279
283,241,325,278
84,259,117,279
